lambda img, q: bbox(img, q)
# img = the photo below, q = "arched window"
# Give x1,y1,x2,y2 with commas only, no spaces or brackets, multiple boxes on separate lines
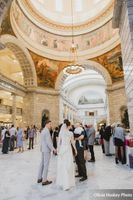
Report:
55,0,63,12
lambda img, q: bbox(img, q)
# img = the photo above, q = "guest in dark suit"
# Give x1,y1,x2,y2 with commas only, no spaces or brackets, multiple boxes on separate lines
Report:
86,125,96,162
103,125,112,156
99,125,105,154
53,127,59,151
2,130,10,154
74,123,87,182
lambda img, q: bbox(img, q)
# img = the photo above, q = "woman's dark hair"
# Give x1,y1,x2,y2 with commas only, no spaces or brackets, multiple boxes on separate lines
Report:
55,127,59,131
43,120,51,128
64,119,69,124
66,120,71,127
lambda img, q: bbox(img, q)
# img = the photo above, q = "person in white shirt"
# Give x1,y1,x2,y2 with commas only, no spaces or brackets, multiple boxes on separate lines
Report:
113,124,125,164
9,125,16,151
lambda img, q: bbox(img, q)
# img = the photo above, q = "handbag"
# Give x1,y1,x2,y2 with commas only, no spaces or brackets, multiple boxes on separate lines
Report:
100,138,104,145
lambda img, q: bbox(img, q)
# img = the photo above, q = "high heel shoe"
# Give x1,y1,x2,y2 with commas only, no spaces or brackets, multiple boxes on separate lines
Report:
115,158,119,164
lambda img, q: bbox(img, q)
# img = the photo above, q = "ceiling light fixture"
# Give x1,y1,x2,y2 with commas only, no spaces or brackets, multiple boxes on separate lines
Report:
63,0,84,75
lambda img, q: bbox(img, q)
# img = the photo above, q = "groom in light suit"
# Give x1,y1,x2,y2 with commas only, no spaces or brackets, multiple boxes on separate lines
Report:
37,120,56,185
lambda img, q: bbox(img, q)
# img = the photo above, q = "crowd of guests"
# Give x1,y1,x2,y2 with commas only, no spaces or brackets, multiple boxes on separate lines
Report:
0,124,38,154
51,121,127,166
0,121,127,167
49,122,96,163
99,123,126,164
38,119,126,189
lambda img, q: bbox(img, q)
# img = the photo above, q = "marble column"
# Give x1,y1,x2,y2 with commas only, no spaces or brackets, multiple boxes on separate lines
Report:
113,0,133,131
12,93,17,126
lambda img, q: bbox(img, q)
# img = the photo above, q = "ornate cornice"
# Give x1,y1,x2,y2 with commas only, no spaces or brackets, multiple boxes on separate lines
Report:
0,73,26,96
106,80,125,92
27,87,59,96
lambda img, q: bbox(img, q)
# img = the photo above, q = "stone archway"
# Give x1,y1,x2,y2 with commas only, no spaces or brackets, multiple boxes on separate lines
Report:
55,60,112,90
0,35,37,87
55,60,112,124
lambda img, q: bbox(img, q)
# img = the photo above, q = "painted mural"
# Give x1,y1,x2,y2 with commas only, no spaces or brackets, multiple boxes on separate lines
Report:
12,2,118,52
30,52,68,88
30,45,124,88
78,96,104,105
92,45,124,82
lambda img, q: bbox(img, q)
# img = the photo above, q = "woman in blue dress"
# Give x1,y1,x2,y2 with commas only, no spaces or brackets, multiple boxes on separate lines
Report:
17,127,24,152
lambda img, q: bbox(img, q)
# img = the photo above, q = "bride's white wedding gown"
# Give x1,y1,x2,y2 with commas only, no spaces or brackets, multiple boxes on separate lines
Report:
56,125,75,190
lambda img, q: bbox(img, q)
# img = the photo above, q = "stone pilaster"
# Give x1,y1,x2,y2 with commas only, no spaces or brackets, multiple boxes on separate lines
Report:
106,81,127,125
23,90,60,128
12,93,16,126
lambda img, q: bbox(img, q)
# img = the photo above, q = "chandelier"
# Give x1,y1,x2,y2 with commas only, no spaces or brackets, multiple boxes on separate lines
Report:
63,0,84,75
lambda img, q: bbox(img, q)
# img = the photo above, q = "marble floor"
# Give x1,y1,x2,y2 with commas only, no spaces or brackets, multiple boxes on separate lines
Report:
0,144,133,200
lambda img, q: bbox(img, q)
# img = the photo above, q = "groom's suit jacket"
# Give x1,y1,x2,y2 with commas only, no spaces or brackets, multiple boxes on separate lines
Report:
40,127,54,153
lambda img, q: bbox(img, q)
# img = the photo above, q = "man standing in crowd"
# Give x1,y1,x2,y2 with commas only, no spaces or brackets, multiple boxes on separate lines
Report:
9,124,16,151
113,123,125,164
103,125,112,156
28,125,36,149
99,125,105,154
86,125,96,162
74,123,87,182
37,120,56,186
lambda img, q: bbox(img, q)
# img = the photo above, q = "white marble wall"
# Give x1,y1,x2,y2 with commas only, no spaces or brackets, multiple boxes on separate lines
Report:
115,0,133,131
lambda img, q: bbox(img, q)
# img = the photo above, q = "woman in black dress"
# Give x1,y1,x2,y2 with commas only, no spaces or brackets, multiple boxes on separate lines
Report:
2,130,10,154
53,127,59,151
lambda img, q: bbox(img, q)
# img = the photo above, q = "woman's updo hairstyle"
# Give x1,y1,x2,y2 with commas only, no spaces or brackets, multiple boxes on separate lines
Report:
65,120,71,127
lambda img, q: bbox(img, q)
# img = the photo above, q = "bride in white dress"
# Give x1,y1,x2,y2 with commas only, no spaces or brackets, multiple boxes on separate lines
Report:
56,121,77,190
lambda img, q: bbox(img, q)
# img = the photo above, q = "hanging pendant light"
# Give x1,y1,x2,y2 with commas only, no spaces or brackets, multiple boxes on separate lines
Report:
63,0,84,75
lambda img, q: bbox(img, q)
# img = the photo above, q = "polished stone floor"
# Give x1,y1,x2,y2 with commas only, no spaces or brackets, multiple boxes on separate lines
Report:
0,144,133,200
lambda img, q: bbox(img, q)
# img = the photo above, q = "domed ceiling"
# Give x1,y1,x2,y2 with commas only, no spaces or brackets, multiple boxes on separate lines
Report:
10,0,119,60
6,0,123,89
29,0,112,25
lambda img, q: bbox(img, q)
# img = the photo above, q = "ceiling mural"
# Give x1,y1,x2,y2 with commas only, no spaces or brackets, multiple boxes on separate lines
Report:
30,45,123,88
78,97,104,105
92,45,124,82
30,52,68,88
